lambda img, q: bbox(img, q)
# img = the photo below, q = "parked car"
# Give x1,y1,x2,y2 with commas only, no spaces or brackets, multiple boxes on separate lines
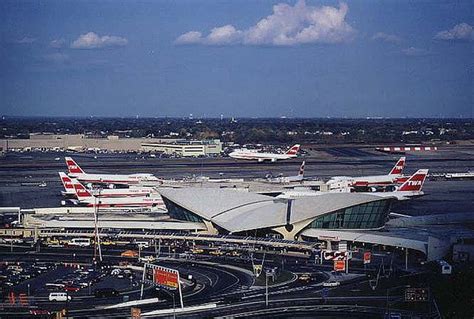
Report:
64,285,81,292
49,292,71,302
323,280,340,287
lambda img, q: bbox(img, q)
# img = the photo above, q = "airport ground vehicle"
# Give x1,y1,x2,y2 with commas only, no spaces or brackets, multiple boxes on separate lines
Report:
323,280,340,287
68,238,91,247
49,292,71,302
121,250,139,258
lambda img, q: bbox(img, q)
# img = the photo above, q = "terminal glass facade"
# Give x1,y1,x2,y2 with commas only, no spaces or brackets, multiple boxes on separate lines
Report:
305,199,391,230
162,197,204,223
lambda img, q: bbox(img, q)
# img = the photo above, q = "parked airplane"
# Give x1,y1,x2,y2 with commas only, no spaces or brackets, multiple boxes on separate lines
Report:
65,157,160,186
364,169,429,200
229,144,301,162
59,172,157,198
326,157,406,190
70,178,165,209
278,169,428,201
266,161,305,183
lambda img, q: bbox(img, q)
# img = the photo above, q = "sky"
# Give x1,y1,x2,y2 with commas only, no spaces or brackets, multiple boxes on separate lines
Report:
0,0,472,118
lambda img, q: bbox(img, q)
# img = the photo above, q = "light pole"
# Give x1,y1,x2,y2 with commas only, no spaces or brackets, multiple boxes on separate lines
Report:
93,187,103,263
265,273,268,307
172,291,176,319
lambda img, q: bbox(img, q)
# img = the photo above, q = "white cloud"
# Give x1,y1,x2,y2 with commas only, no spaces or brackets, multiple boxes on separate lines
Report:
71,32,128,49
402,47,429,57
16,37,36,44
175,1,355,46
50,38,66,48
372,32,402,44
175,31,203,44
207,25,242,45
434,23,473,41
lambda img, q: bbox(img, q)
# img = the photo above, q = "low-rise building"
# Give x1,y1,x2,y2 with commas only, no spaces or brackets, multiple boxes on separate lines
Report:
141,139,222,157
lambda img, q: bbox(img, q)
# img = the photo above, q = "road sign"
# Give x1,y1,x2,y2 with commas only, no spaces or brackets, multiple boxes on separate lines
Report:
334,260,346,272
363,251,371,264
154,267,179,289
253,264,262,277
323,250,349,260
142,263,184,309
338,241,347,252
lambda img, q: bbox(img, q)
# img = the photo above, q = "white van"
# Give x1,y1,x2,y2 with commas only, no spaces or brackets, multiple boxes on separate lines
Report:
49,292,71,302
69,238,91,247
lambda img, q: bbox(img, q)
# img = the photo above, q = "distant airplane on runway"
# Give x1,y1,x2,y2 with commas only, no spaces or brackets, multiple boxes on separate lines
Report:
65,157,160,186
326,157,406,190
229,144,300,162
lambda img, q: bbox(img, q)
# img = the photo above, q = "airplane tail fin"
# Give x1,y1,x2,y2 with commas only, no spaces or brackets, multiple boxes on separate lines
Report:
398,169,428,192
71,178,93,199
389,157,406,175
59,172,74,192
65,157,84,174
286,144,300,156
298,161,305,177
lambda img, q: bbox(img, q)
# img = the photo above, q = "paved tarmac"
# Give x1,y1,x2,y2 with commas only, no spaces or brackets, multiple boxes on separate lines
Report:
0,146,472,215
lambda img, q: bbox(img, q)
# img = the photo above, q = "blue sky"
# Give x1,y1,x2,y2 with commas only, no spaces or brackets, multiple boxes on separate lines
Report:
0,0,472,118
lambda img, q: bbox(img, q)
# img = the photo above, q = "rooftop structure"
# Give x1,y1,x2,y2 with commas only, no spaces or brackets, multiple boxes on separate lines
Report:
158,188,394,240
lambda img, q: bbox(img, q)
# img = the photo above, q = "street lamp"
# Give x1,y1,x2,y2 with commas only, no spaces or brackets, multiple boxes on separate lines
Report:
162,289,176,319
265,270,271,307
94,187,103,263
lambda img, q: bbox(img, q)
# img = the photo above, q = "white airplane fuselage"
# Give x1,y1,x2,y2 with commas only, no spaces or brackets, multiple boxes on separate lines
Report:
69,173,160,186
229,151,296,162
327,174,401,188
76,194,164,208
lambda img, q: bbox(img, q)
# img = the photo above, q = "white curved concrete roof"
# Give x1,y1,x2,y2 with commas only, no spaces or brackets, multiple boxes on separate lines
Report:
158,188,389,233
290,193,387,224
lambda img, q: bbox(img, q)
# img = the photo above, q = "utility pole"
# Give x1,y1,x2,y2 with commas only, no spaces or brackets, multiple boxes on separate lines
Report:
265,271,269,307
405,248,409,271
93,187,103,263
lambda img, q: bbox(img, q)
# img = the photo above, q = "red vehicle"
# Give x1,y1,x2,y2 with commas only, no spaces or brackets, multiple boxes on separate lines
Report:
64,285,81,292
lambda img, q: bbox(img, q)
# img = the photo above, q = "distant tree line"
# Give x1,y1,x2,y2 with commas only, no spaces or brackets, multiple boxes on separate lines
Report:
1,117,472,145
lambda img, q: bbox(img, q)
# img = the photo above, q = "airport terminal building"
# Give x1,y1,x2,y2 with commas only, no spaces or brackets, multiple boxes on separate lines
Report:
10,187,471,261
158,188,393,240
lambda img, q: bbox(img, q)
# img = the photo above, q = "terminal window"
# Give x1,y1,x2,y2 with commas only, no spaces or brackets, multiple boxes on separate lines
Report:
305,199,391,230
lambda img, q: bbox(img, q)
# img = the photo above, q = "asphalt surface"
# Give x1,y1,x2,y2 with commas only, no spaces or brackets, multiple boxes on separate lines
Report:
0,147,473,215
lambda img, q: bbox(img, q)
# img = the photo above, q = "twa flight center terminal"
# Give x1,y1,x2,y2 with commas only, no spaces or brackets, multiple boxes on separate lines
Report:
15,187,472,263
157,188,469,262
